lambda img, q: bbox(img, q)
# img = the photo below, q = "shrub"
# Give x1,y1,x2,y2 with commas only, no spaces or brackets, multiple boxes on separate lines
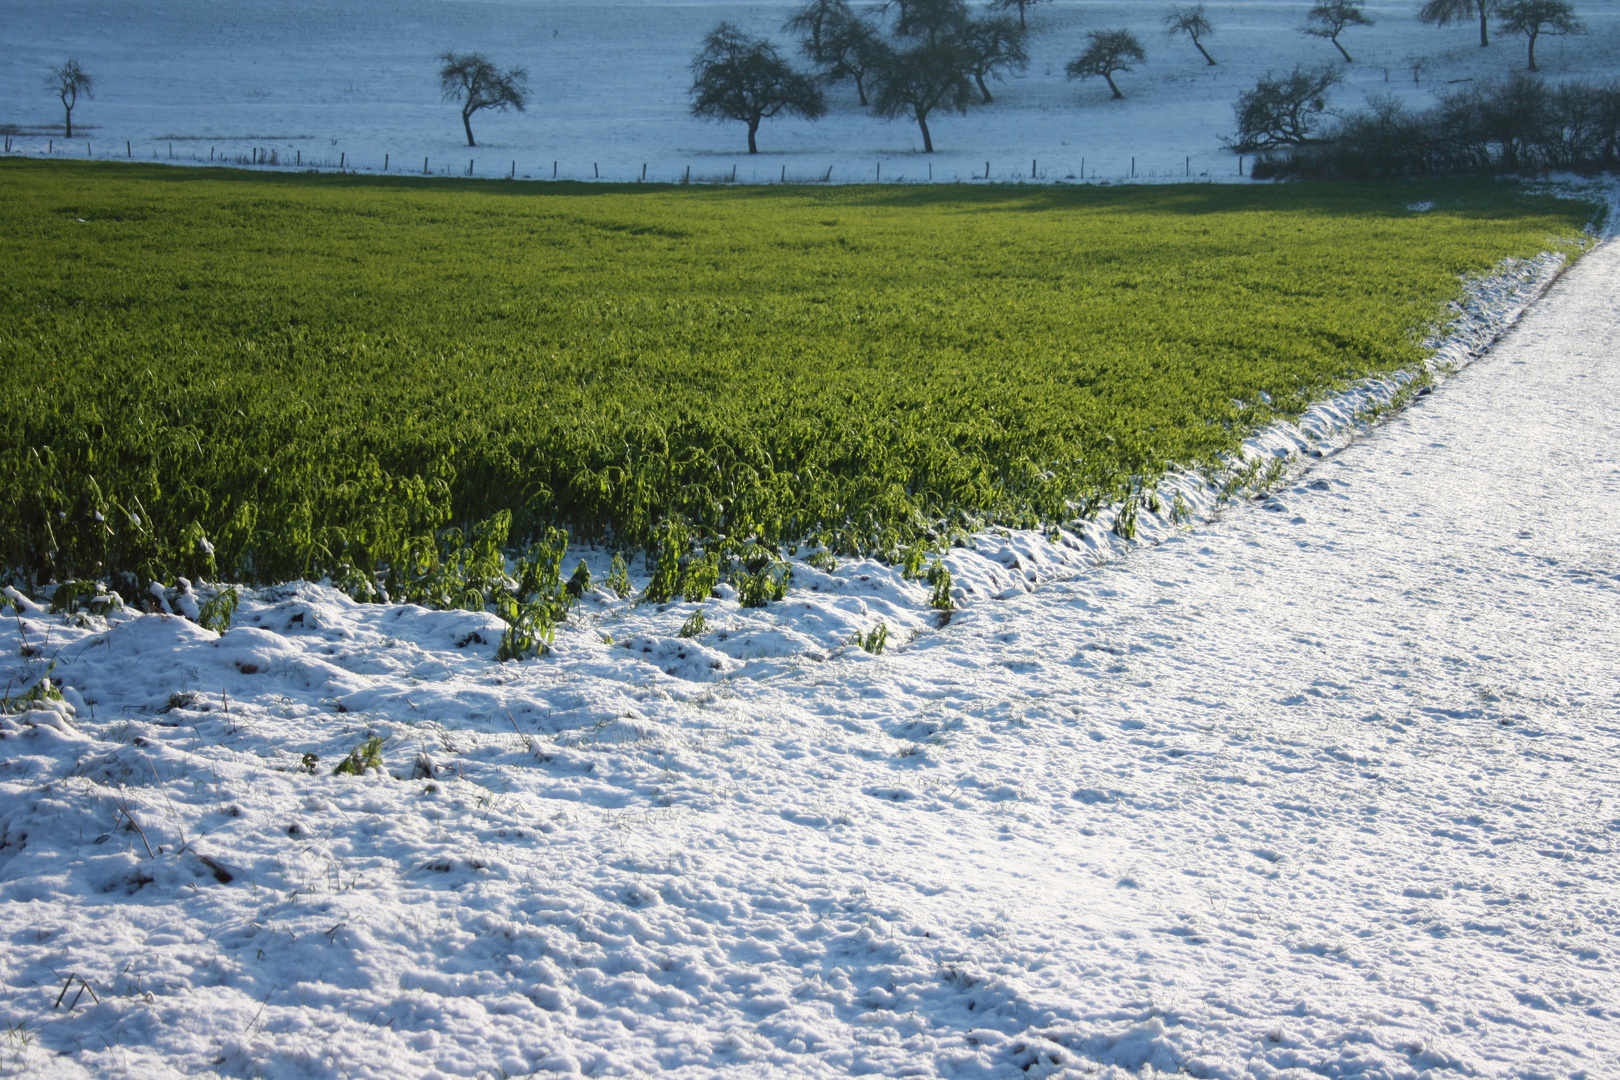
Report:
1231,65,1342,151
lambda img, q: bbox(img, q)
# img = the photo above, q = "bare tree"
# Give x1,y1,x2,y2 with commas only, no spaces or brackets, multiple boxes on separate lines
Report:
891,0,970,45
963,16,1029,103
1497,0,1583,71
1231,65,1343,149
785,0,854,63
1301,0,1373,62
46,60,93,139
1165,4,1218,65
822,13,886,104
870,39,977,152
438,52,528,147
691,23,827,154
1066,29,1146,99
987,0,1046,31
1419,0,1495,48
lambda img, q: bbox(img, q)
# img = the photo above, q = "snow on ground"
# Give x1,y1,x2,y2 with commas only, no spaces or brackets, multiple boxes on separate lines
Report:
3,0,1618,184
2,210,1618,1076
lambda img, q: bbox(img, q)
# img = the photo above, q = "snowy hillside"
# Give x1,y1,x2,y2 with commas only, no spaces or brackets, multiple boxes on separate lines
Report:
3,0,1618,183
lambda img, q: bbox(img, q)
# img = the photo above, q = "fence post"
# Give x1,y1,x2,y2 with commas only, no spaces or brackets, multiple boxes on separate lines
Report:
1031,159,1036,179
1131,156,1135,178
876,162,880,181
424,157,429,174
87,142,91,158
340,151,344,169
985,161,989,179
1186,155,1190,176
554,160,558,179
511,160,516,178
127,140,131,158
594,162,599,178
385,153,389,171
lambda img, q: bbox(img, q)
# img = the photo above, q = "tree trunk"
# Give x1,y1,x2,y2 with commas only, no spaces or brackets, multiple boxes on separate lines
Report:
855,73,869,107
747,117,760,154
1018,2,1025,29
916,108,933,153
975,72,993,104
1478,4,1489,47
1526,31,1538,71
462,108,477,147
1332,35,1353,62
1195,39,1216,65
1105,72,1123,99
64,106,73,139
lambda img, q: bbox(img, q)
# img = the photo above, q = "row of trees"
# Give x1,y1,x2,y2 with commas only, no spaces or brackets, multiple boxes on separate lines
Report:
685,0,1590,154
1420,0,1583,65
688,1,1238,153
1244,72,1620,177
33,0,1593,155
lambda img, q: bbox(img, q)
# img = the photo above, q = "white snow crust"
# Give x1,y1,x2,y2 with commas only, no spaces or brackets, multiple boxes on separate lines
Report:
3,0,1618,183
2,206,1618,1076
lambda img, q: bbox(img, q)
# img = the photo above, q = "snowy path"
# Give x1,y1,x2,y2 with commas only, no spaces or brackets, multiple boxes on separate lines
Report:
2,243,1618,1078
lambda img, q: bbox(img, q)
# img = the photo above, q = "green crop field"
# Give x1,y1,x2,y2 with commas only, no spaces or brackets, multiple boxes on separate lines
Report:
0,159,1593,603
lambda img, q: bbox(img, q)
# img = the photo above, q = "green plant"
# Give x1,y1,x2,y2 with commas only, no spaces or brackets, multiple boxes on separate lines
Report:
853,621,888,654
565,559,592,597
1,668,65,714
605,553,632,598
679,607,708,638
493,596,556,661
805,549,838,573
681,552,720,602
1111,494,1138,540
162,690,199,713
48,579,121,617
0,161,1590,596
300,752,320,775
197,586,239,633
332,736,386,776
737,563,792,608
900,541,929,580
925,560,954,611
641,521,690,604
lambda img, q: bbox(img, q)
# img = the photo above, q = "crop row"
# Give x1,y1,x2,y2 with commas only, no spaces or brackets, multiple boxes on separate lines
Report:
0,160,1590,604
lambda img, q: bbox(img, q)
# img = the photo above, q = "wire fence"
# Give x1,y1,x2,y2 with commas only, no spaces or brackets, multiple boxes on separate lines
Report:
0,135,1250,184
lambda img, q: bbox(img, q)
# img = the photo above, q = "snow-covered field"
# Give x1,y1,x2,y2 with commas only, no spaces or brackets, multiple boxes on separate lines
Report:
2,191,1618,1076
2,0,1618,184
